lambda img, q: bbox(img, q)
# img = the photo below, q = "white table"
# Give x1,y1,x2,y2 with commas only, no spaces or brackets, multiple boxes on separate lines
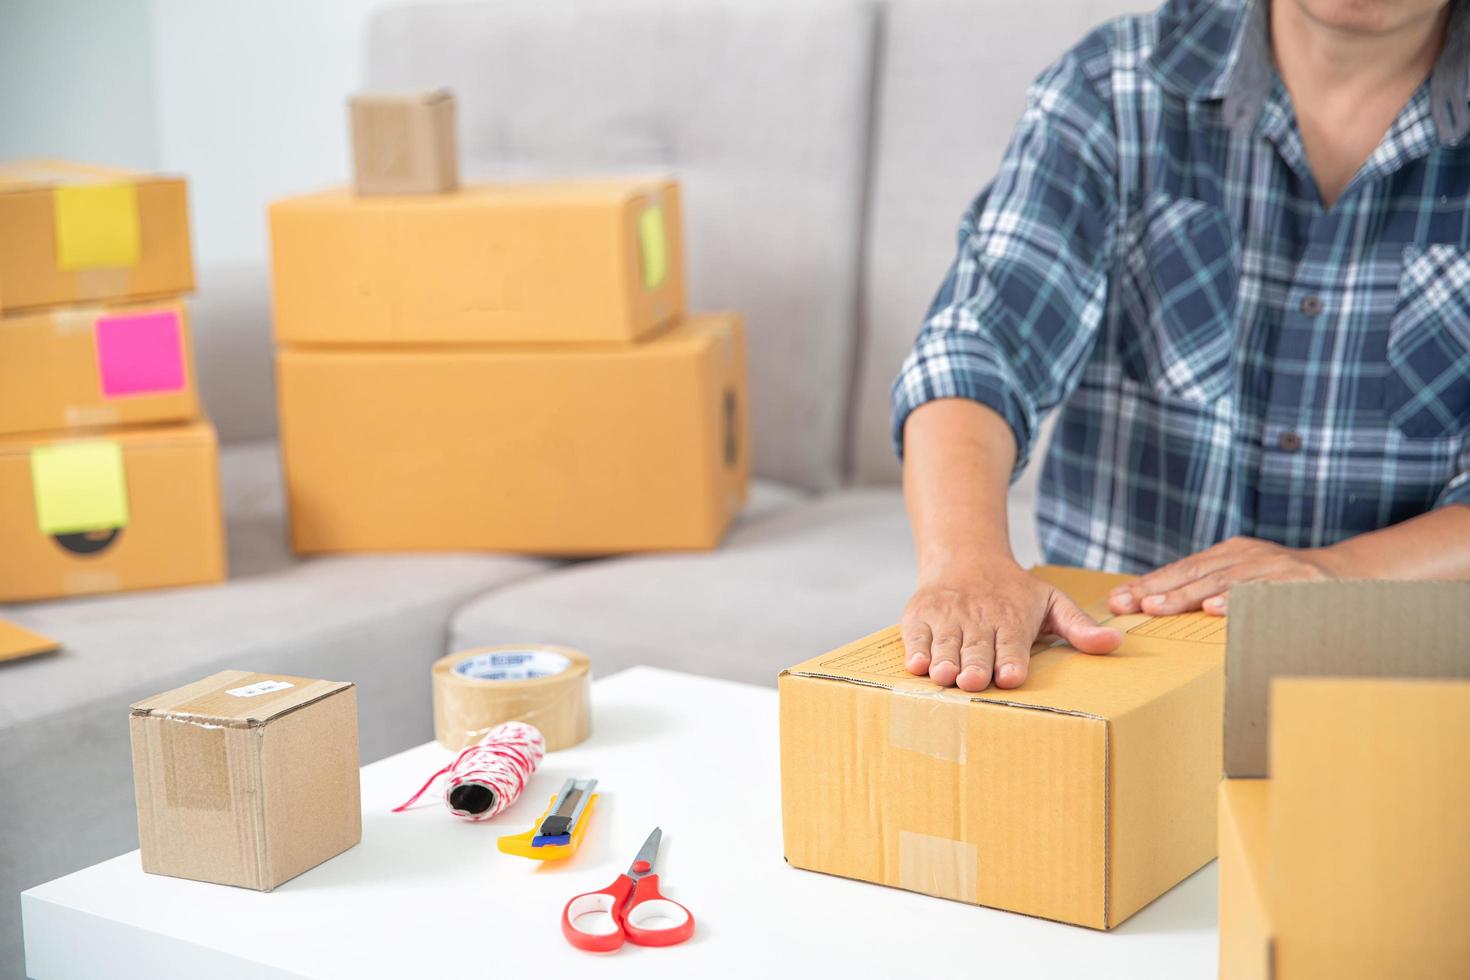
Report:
23,668,1219,978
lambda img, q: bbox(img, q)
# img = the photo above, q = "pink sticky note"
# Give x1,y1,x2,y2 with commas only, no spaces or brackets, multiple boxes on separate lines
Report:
95,309,186,398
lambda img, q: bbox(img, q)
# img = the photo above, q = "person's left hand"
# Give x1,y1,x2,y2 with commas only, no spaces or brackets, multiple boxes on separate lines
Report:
1107,536,1340,617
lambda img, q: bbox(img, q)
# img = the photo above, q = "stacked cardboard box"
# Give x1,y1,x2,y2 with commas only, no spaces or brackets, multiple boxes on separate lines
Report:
780,566,1227,929
269,95,749,554
1218,582,1470,979
0,161,225,602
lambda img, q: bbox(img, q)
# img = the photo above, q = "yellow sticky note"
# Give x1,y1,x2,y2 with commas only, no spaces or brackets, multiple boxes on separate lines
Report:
639,204,667,289
53,184,141,270
29,441,130,535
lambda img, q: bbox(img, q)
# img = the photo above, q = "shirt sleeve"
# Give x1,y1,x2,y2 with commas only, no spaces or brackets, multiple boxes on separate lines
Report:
1433,439,1470,509
891,45,1119,476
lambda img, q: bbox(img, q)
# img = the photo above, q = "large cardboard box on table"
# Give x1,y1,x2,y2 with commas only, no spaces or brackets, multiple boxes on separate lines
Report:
0,160,193,314
269,176,683,344
277,313,748,554
1217,581,1470,979
131,671,362,891
0,421,225,602
780,566,1226,929
0,298,198,435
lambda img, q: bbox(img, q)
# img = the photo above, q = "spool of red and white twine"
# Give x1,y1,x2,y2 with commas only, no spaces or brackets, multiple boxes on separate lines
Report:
393,721,545,820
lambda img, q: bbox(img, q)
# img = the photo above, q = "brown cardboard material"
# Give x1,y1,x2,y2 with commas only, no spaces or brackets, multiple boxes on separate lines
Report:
130,670,362,890
0,619,60,663
276,313,749,555
1268,678,1470,979
269,177,684,344
1217,779,1273,980
0,298,199,436
1224,580,1470,777
350,90,458,194
779,566,1225,929
0,160,194,314
0,421,225,602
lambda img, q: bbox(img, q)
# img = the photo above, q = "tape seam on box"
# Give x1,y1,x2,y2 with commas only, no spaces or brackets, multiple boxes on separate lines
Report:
898,830,979,904
888,688,967,764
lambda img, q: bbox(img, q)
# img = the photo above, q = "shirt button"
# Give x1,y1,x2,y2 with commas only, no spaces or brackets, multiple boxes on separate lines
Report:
1278,430,1303,452
1299,295,1323,316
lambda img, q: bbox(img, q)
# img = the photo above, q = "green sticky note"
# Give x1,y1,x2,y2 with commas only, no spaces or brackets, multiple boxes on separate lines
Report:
639,204,667,289
53,184,141,270
29,441,130,535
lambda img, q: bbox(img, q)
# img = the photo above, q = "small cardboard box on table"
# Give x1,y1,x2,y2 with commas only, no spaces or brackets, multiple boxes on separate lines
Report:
131,671,362,890
1218,581,1470,980
276,312,749,554
0,160,194,314
780,565,1227,929
269,176,683,345
0,421,225,602
0,297,198,435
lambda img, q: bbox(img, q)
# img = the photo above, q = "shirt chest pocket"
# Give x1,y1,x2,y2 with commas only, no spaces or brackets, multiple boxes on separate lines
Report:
1385,244,1470,439
1119,196,1238,404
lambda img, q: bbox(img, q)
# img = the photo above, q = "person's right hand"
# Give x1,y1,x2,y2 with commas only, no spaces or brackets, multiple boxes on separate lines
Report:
901,561,1123,692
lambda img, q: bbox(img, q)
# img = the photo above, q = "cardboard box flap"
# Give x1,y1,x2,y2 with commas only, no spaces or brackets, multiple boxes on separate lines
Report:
783,567,1224,722
132,670,354,727
273,175,675,212
1224,580,1470,777
0,420,215,458
0,159,179,191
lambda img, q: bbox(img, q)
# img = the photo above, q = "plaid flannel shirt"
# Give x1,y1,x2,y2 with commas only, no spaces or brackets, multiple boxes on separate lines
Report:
892,0,1470,572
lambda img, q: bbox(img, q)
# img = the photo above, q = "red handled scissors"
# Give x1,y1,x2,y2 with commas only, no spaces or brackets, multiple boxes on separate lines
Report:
562,827,694,952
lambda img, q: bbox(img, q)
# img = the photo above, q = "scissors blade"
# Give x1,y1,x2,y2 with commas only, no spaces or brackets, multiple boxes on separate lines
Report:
629,827,662,877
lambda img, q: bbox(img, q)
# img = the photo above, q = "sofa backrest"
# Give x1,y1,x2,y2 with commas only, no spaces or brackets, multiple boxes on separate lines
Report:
850,0,1149,485
365,0,878,492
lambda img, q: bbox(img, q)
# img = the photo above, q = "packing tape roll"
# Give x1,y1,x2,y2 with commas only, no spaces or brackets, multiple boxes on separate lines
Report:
432,645,592,752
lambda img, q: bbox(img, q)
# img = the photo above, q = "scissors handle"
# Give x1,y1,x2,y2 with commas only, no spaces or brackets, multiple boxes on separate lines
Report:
622,873,695,947
562,874,635,953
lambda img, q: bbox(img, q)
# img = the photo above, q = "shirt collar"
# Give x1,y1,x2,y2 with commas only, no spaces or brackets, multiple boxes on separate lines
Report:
1149,0,1470,146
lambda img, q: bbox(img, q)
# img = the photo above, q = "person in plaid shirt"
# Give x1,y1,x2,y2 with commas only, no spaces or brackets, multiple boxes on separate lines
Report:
894,0,1470,692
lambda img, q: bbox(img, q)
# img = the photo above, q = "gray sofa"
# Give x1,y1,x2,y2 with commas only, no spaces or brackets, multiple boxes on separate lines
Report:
1,0,1141,972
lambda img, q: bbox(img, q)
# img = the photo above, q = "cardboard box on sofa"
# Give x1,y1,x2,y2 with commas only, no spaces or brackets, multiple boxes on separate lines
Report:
0,160,193,314
779,565,1226,930
350,90,458,194
0,298,198,436
276,313,748,554
131,671,361,890
0,421,225,602
269,177,684,345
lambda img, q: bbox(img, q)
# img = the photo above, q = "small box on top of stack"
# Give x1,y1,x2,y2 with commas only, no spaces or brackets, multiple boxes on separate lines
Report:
0,160,225,602
1217,581,1470,980
270,91,748,555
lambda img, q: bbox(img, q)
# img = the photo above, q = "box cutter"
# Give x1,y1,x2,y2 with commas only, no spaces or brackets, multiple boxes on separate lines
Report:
498,777,598,860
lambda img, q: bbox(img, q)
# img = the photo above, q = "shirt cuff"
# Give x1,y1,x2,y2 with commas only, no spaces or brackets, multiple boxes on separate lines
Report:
1434,468,1470,510
890,334,1037,477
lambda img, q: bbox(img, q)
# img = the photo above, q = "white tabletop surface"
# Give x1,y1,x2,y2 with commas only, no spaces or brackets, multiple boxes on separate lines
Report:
22,667,1219,979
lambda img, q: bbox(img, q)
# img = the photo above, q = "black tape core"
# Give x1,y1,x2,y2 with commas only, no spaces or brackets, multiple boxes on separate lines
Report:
448,783,496,815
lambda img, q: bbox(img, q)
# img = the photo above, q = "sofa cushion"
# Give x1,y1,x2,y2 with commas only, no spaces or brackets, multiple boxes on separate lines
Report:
449,481,1041,688
364,0,878,491
851,0,1149,484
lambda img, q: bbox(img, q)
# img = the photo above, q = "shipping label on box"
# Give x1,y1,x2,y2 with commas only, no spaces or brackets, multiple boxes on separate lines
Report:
779,566,1225,929
131,671,362,891
269,177,684,344
276,312,748,555
0,421,225,602
0,299,198,436
0,160,194,314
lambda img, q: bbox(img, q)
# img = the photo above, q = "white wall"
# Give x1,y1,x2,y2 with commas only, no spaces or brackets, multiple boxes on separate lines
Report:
0,0,161,170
